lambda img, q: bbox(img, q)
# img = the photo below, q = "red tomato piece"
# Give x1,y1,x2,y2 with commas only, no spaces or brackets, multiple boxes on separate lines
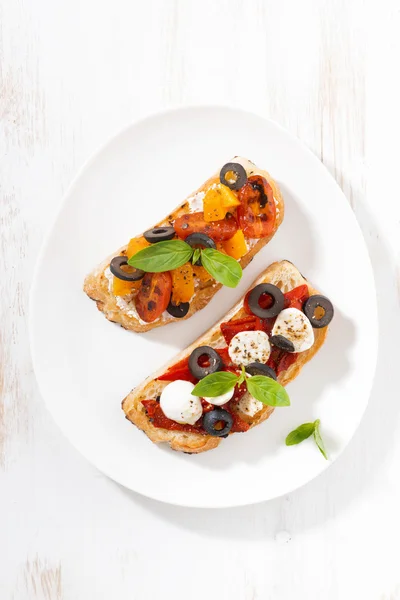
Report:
174,211,238,242
237,175,276,238
135,272,172,323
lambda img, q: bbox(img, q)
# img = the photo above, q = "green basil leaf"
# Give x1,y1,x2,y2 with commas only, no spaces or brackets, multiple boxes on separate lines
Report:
313,419,328,460
246,375,290,407
285,422,316,446
191,371,239,398
128,240,193,272
200,248,242,288
192,249,201,265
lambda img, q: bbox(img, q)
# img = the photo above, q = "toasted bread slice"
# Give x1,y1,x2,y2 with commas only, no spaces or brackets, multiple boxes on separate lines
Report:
122,260,329,453
83,157,284,333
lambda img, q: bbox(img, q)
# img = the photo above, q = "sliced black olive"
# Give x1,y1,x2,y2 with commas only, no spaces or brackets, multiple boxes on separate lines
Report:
303,295,334,328
270,335,295,353
219,162,248,191
203,408,233,437
143,226,176,243
188,346,223,379
109,256,145,282
248,283,285,318
166,301,190,319
245,362,277,380
185,233,216,265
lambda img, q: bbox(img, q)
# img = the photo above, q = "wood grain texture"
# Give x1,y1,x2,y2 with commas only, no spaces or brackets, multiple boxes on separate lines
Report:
1,0,399,599
11,558,62,600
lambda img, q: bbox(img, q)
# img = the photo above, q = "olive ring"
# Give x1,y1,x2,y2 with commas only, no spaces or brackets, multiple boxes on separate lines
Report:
219,162,248,191
188,346,223,379
109,256,145,282
303,295,334,328
203,409,233,437
143,226,176,243
247,283,285,318
185,233,216,266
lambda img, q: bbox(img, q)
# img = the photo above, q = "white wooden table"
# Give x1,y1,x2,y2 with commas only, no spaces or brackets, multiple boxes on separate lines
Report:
1,1,400,598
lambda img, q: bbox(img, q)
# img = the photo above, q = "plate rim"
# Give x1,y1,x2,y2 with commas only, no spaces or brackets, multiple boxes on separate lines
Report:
29,104,378,508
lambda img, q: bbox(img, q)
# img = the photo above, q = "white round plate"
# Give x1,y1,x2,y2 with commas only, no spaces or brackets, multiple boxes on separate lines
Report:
30,106,377,508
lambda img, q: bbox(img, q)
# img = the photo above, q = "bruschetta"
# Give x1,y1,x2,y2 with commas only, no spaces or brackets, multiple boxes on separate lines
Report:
122,260,334,453
84,157,284,332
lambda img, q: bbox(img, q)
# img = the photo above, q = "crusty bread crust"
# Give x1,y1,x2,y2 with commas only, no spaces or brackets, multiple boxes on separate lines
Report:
83,159,284,333
122,261,329,453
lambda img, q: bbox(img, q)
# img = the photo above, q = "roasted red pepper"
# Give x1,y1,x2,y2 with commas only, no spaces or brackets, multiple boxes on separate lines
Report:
267,348,298,375
142,400,202,433
283,284,309,310
157,356,197,384
158,348,232,383
229,407,250,432
141,398,249,434
220,315,267,345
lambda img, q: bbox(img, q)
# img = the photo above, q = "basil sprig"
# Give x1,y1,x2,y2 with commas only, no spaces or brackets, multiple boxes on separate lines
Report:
128,239,243,288
192,248,201,265
285,419,328,459
191,367,290,408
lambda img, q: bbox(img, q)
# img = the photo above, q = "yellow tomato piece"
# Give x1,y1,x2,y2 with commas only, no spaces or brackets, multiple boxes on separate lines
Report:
127,236,150,259
203,188,226,222
112,277,141,296
203,184,240,222
216,241,226,253
218,185,241,208
221,229,248,260
171,262,195,304
192,264,213,284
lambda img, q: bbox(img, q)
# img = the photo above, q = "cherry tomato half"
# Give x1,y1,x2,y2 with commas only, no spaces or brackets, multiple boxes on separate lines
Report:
174,211,238,242
136,272,172,323
237,175,276,238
